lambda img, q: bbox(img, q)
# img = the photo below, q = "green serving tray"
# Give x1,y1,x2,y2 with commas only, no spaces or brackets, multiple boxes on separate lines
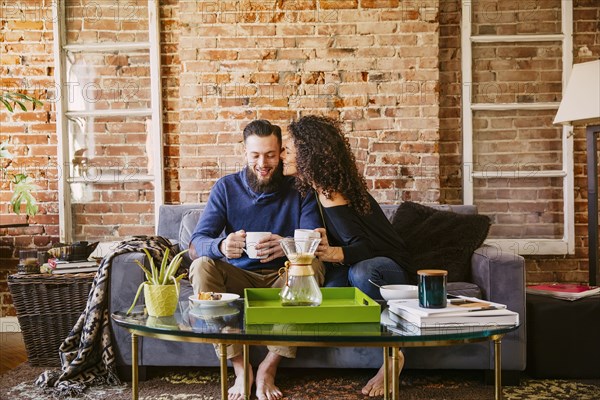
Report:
244,287,380,324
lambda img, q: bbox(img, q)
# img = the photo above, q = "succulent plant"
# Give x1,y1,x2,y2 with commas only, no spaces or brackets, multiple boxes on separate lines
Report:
127,247,188,314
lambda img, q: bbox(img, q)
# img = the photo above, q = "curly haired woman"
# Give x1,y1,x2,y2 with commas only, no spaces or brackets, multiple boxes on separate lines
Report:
282,115,417,397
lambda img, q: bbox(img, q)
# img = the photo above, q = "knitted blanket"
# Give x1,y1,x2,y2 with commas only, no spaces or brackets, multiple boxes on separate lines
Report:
35,236,178,397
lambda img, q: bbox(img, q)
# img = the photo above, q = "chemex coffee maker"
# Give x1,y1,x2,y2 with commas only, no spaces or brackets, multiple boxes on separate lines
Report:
279,238,322,306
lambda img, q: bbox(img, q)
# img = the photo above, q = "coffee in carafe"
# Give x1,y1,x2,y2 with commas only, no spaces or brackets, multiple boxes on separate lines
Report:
279,238,322,306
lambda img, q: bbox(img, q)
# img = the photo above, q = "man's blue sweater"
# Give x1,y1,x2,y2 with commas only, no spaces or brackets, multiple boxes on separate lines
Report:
190,167,322,271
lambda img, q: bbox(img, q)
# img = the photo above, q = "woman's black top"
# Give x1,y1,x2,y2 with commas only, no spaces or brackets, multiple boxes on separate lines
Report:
320,194,415,276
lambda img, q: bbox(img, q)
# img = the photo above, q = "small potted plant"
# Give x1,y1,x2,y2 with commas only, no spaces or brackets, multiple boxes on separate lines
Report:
127,248,188,317
1,91,43,225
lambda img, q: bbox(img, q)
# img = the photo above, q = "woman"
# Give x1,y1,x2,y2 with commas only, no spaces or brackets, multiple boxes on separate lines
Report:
282,115,417,397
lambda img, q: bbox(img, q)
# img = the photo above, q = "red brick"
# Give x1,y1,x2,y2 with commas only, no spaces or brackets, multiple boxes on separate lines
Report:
320,0,358,9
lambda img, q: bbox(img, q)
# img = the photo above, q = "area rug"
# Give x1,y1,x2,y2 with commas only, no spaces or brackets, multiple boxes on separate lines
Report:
1,364,599,399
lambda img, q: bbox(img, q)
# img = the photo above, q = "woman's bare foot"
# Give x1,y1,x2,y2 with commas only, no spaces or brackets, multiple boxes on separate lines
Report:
361,351,405,397
256,351,283,400
229,355,253,400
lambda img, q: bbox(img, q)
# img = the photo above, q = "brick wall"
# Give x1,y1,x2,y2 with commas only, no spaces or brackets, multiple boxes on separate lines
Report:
439,0,600,283
172,0,441,205
1,0,599,316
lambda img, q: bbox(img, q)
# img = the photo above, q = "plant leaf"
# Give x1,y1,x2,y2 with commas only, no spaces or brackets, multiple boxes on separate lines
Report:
134,259,153,283
10,174,39,216
163,249,188,283
158,247,170,284
127,282,146,314
169,276,180,301
142,248,158,284
13,100,27,112
1,98,13,112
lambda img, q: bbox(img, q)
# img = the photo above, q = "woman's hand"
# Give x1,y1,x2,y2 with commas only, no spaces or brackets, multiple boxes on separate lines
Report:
314,228,344,263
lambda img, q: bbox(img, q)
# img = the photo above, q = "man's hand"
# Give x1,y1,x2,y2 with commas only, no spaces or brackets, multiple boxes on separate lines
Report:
220,230,246,259
314,228,344,263
257,233,285,263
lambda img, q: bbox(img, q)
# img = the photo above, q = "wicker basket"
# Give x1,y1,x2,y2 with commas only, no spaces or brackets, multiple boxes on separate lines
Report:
8,273,95,366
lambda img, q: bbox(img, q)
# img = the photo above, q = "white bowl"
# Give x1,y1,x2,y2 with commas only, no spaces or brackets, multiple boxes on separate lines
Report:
380,284,418,301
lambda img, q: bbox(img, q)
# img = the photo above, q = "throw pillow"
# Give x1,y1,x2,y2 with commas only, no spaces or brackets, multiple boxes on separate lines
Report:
179,209,203,268
391,202,491,282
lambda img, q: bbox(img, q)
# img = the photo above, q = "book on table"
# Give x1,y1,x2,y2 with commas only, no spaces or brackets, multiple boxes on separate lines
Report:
526,283,600,301
53,260,99,274
381,309,512,335
386,296,519,328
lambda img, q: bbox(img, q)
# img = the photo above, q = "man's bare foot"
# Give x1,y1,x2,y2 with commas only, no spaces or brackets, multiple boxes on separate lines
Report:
229,355,253,400
361,351,405,397
256,351,284,400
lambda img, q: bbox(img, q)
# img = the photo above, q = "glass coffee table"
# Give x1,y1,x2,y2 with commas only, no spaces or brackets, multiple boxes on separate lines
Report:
112,300,518,400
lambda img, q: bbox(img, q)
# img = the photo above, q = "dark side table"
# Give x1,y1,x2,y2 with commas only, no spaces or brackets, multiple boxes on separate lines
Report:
526,293,600,378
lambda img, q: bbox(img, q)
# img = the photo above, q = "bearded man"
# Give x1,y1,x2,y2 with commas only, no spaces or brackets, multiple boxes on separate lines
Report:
189,119,323,400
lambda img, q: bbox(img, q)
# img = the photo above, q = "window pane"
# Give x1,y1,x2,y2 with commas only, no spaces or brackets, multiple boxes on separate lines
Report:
66,0,149,44
472,109,563,172
70,181,155,242
67,114,155,242
472,41,562,104
65,50,151,111
474,177,564,239
472,0,562,35
67,115,153,182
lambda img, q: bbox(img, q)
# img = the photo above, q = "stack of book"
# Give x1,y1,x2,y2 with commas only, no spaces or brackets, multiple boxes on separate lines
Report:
386,296,519,332
526,283,600,301
53,260,99,274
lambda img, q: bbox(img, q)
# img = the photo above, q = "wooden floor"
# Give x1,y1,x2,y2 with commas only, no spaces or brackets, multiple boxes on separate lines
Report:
0,332,27,375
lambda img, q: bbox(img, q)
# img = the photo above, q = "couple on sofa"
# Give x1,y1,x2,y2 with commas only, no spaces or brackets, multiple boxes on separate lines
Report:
188,116,418,400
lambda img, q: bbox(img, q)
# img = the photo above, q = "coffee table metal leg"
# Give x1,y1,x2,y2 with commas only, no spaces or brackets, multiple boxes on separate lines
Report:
391,347,400,400
219,344,227,400
494,337,502,400
131,333,138,400
243,344,250,400
383,347,389,400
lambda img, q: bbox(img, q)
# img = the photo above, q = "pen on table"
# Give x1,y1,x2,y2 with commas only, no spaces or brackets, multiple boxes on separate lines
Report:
467,306,501,312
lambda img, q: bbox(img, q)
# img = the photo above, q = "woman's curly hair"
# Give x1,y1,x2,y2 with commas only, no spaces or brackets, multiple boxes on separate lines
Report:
288,115,371,215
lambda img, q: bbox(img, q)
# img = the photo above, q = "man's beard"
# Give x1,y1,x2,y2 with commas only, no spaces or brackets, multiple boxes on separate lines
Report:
246,161,285,193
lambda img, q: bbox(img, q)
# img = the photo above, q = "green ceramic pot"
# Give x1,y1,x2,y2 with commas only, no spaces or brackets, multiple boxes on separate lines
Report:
144,283,178,317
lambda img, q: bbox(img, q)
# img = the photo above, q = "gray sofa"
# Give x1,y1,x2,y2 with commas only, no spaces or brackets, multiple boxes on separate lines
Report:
109,203,526,379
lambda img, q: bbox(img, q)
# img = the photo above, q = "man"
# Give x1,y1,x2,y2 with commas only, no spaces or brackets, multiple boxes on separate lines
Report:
189,120,324,400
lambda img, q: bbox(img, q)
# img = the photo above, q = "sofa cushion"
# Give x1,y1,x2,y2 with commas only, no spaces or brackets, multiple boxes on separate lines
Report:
391,201,491,282
179,209,202,251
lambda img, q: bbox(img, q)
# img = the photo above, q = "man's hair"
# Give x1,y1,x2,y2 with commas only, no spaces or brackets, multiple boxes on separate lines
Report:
243,120,282,145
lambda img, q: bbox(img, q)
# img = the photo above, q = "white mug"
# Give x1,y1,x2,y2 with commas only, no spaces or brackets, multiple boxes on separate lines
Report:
294,229,321,253
245,231,271,259
294,229,320,241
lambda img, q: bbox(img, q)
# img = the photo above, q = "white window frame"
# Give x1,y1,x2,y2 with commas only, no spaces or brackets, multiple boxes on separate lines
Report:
461,0,574,255
52,0,164,242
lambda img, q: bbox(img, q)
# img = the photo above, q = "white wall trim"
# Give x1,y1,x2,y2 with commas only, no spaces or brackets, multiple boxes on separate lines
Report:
461,0,574,255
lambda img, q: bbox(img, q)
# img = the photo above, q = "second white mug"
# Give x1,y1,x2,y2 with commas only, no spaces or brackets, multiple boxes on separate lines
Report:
294,229,321,253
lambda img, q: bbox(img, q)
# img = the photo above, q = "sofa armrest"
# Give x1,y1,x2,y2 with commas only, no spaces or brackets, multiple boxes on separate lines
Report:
470,244,527,371
108,252,149,366
470,244,526,314
108,252,148,315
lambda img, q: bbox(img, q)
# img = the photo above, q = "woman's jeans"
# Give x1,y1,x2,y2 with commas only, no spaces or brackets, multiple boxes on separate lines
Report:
324,257,411,300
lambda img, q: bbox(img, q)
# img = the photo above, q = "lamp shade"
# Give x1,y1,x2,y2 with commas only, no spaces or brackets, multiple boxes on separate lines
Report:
554,60,600,125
